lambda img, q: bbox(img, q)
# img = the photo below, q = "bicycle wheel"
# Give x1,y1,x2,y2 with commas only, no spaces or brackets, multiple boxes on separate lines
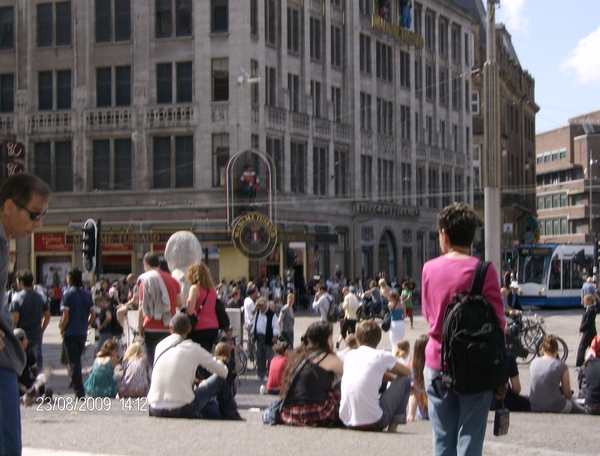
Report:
242,339,256,370
235,348,248,376
535,336,569,363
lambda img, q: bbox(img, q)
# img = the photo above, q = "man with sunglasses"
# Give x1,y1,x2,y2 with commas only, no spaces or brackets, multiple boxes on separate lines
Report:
0,172,51,456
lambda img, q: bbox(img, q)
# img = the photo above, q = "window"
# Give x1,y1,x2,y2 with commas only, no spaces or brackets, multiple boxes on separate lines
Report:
413,4,421,36
552,194,559,208
331,86,341,123
360,92,372,130
334,150,347,197
96,66,131,107
212,133,229,187
287,8,300,52
38,2,71,47
442,171,451,207
38,70,71,110
428,168,438,208
378,158,393,201
156,0,191,38
376,41,393,82
452,76,460,110
211,59,228,102
415,57,422,98
95,0,131,43
453,124,458,151
251,60,259,104
361,155,372,198
157,62,193,104
288,73,299,112
0,7,14,49
0,74,14,113
399,50,410,88
451,25,460,61
359,34,371,74
426,115,433,145
424,11,434,50
454,173,463,203
377,98,393,136
440,120,446,148
464,32,470,65
471,91,480,115
153,135,194,189
560,193,567,207
537,196,544,210
291,141,306,193
439,69,448,105
401,162,411,205
313,146,327,195
425,64,435,102
92,139,132,190
265,66,276,106
266,137,283,191
311,80,321,118
359,0,372,15
439,18,448,56
34,141,73,192
310,17,322,60
212,0,228,32
331,25,342,67
415,113,419,142
464,80,470,113
416,166,425,206
250,0,258,36
400,105,410,140
265,0,276,45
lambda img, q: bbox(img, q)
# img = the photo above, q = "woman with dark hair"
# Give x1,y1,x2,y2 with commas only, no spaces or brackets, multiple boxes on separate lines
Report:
530,334,584,414
185,262,219,352
279,321,343,427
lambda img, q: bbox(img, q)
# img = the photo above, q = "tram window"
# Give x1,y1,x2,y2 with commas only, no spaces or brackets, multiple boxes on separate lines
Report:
572,262,583,289
549,257,561,290
562,259,572,290
523,255,546,285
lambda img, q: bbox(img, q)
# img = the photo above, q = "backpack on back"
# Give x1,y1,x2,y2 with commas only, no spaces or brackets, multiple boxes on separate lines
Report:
440,260,508,395
215,298,230,330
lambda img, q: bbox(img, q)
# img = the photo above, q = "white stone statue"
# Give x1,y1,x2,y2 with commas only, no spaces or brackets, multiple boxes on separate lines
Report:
164,231,203,307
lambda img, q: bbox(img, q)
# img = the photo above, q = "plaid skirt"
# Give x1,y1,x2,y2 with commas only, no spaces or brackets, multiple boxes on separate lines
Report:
280,388,341,427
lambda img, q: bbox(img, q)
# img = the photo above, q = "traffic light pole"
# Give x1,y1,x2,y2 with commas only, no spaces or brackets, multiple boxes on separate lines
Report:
96,218,102,278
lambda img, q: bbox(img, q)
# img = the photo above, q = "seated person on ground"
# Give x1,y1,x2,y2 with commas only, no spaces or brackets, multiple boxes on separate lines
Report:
529,334,584,414
492,351,530,412
147,313,243,420
336,333,358,363
14,328,52,405
280,321,344,427
266,341,292,395
583,335,600,415
340,320,411,432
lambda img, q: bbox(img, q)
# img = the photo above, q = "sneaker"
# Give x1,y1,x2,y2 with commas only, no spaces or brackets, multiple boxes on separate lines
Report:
260,385,266,395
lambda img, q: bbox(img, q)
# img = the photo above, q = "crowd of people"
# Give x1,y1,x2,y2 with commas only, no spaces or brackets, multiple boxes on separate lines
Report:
3,173,600,456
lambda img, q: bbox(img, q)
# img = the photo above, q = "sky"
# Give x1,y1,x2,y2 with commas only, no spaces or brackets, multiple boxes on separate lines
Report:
494,0,600,133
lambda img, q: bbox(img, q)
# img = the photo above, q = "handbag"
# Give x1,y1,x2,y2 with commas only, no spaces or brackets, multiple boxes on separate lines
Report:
182,291,209,330
381,301,396,332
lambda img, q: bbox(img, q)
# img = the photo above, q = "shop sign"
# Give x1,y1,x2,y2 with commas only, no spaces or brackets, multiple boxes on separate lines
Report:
232,212,277,260
34,233,73,252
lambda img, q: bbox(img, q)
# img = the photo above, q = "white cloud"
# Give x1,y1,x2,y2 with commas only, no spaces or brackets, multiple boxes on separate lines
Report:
497,0,528,32
560,27,600,84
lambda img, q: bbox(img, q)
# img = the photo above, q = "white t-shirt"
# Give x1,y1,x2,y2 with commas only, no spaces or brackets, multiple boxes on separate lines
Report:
340,345,398,426
148,335,227,409
243,297,255,327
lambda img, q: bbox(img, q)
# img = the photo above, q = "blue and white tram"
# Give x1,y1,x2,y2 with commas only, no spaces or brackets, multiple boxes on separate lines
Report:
515,244,594,308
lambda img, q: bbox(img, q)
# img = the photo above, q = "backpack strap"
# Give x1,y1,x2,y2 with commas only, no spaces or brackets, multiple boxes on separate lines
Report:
470,260,490,297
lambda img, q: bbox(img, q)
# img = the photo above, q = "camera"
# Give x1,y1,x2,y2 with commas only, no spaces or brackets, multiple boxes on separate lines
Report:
493,408,510,436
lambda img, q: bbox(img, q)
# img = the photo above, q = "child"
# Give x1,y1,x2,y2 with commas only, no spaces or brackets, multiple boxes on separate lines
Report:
264,341,291,395
84,339,118,398
214,342,237,396
95,295,113,354
395,339,411,366
401,281,414,329
407,334,429,422
118,342,151,398
577,294,598,367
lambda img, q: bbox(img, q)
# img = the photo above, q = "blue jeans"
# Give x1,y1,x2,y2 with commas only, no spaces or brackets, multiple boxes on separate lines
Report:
27,337,43,370
281,331,294,348
402,5,412,28
425,367,492,456
375,374,411,430
63,335,87,399
149,374,238,419
0,367,22,456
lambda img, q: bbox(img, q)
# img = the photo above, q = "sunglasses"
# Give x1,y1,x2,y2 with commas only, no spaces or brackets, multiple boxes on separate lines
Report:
13,200,47,221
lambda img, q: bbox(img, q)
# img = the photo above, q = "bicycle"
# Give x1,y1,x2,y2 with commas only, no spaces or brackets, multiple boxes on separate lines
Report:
507,311,569,365
242,330,257,372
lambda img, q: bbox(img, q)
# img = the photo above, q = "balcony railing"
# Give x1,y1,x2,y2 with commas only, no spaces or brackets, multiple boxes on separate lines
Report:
265,106,286,130
86,107,133,131
290,112,309,133
0,114,15,136
146,104,195,129
334,123,351,143
27,111,73,135
314,118,331,138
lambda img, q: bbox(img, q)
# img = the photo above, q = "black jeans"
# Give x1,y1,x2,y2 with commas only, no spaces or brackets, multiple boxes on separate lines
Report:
144,331,170,367
63,335,87,398
255,334,274,378
189,328,219,353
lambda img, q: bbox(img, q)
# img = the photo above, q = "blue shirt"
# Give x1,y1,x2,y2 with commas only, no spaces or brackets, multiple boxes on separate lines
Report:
61,287,94,337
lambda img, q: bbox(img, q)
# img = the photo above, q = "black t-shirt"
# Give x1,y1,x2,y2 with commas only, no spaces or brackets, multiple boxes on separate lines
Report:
99,306,112,334
585,358,600,407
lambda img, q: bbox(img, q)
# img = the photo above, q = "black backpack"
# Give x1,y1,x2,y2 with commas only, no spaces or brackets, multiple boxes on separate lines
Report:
215,298,230,330
108,300,124,337
440,260,508,395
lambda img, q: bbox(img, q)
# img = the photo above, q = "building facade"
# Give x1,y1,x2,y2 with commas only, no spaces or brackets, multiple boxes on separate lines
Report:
536,110,600,245
0,0,482,294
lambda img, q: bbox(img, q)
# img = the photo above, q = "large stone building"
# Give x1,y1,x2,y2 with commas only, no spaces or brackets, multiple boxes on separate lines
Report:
0,0,489,295
536,110,600,244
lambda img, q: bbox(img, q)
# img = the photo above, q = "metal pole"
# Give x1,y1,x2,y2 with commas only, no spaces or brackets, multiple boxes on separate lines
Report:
96,218,102,278
484,1,502,277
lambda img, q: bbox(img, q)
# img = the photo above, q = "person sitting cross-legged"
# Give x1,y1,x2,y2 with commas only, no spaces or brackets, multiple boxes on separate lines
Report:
148,313,244,420
340,320,411,432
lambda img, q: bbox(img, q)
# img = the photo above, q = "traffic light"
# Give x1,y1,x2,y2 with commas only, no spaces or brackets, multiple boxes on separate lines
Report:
82,219,97,273
504,249,513,268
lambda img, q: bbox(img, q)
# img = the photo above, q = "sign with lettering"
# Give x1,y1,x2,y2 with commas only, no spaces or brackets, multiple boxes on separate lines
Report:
353,203,420,219
34,233,73,252
232,212,278,260
2,141,24,160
